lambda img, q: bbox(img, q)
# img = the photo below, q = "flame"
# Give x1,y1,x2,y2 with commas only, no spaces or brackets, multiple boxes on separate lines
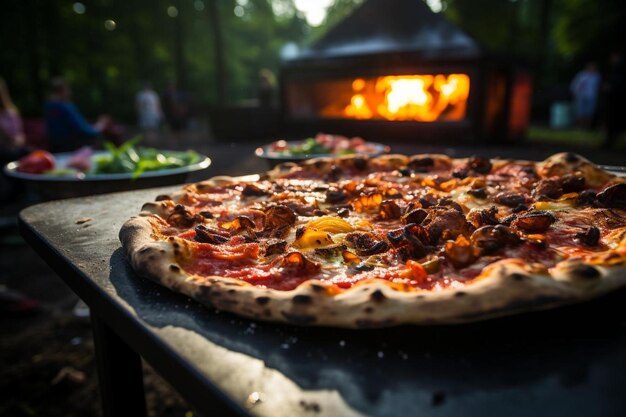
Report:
342,74,470,122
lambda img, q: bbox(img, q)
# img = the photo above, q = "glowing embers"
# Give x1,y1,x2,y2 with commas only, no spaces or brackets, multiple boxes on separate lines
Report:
343,74,470,122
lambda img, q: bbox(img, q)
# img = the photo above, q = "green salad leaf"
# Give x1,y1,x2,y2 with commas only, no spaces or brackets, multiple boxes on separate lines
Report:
94,136,201,178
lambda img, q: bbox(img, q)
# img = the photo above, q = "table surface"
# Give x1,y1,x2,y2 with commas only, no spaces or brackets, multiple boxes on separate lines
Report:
19,144,626,417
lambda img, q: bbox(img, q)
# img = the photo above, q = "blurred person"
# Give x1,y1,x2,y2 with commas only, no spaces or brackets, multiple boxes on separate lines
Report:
0,77,27,157
161,81,190,136
570,62,601,129
258,69,276,107
135,81,162,144
44,77,111,153
604,51,626,148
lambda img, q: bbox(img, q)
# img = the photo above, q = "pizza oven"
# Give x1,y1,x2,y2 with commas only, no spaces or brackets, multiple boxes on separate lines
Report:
280,0,531,143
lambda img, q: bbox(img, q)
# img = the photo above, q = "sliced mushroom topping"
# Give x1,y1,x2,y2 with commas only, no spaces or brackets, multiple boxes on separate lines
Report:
533,178,561,199
264,205,297,230
470,225,520,256
444,235,476,269
533,174,586,200
314,244,348,258
423,208,474,243
595,183,626,209
241,183,269,197
574,226,600,246
466,206,499,228
494,192,527,207
264,239,288,256
436,197,464,213
511,211,556,233
167,204,201,228
220,216,259,238
402,208,428,225
274,252,321,276
387,224,431,261
194,225,230,244
344,232,389,256
379,200,402,220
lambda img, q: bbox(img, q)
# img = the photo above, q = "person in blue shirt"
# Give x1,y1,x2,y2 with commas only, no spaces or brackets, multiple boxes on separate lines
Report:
44,77,110,152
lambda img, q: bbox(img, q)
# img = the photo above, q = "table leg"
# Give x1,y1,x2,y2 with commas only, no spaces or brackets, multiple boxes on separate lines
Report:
91,313,147,417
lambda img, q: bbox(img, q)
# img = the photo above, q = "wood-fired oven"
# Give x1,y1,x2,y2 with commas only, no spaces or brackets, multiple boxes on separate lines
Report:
280,0,531,143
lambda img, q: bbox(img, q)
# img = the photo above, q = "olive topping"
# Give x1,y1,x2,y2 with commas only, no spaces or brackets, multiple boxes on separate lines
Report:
495,192,527,207
467,188,487,199
577,189,597,206
264,239,288,256
511,211,556,233
408,156,434,172
560,174,586,193
326,190,348,204
595,183,626,210
574,226,600,246
467,156,492,175
470,225,520,256
241,183,268,197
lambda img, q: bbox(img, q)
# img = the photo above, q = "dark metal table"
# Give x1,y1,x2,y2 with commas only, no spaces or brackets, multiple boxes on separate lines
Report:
18,145,626,417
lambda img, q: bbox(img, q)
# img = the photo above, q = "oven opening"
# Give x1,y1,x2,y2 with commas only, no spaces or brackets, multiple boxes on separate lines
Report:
287,74,471,122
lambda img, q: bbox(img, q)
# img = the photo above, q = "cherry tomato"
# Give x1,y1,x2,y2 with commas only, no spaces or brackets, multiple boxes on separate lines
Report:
17,150,56,174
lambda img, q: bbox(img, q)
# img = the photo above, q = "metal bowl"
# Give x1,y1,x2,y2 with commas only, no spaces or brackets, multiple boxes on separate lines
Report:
4,151,211,200
255,140,390,168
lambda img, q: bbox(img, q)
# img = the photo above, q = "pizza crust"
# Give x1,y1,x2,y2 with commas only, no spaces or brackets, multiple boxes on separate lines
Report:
120,215,626,329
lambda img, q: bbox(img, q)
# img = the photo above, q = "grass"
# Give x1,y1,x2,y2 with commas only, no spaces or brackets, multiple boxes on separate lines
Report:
527,126,626,149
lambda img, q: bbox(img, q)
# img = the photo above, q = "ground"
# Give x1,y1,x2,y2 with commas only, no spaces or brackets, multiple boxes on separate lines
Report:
1,123,625,416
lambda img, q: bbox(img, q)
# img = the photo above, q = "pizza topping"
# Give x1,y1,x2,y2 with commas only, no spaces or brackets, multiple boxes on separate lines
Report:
264,205,297,229
595,183,626,209
307,217,353,233
494,192,527,208
470,225,520,256
402,207,428,225
144,153,626,295
466,206,499,228
294,227,334,248
345,232,390,256
378,200,402,220
574,226,601,247
273,252,321,276
168,204,202,228
422,208,473,243
194,225,230,244
511,211,556,233
444,235,475,268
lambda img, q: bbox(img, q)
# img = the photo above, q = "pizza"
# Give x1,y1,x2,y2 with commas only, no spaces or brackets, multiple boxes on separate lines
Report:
119,152,626,328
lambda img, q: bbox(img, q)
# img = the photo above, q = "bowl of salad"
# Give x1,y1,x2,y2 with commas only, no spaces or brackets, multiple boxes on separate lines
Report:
4,138,211,199
255,133,390,167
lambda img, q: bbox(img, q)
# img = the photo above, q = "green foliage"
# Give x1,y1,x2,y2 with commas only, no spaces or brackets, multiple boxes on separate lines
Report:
0,0,309,120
